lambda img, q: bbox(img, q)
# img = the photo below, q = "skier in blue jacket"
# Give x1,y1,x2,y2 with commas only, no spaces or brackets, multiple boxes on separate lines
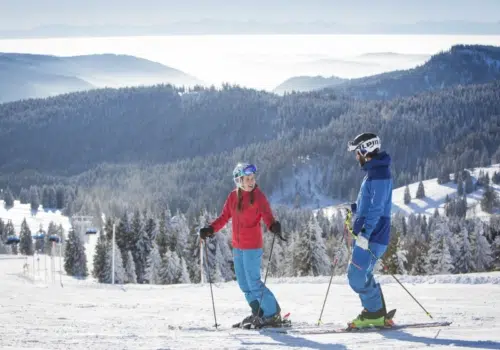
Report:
346,132,393,328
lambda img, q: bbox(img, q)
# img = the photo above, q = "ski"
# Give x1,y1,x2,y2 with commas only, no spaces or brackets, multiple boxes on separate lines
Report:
259,320,452,335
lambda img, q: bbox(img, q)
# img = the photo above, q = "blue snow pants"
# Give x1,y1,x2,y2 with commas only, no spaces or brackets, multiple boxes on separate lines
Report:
347,241,387,312
233,248,280,317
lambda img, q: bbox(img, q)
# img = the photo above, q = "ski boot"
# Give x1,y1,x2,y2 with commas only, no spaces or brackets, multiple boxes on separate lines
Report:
251,312,286,329
347,308,387,330
232,301,264,328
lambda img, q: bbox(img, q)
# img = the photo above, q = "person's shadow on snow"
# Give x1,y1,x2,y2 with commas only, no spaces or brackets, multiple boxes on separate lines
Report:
232,330,348,350
382,329,500,349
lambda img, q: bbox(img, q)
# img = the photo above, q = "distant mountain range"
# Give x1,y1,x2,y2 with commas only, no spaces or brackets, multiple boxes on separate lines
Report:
1,21,500,38
0,53,202,103
274,45,500,99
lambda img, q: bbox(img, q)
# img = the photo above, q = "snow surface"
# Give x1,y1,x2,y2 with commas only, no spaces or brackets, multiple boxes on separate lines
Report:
320,164,500,220
1,256,500,349
0,200,71,237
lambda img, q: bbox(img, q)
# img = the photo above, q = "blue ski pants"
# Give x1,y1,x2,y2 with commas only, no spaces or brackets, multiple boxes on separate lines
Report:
233,248,280,317
347,241,387,312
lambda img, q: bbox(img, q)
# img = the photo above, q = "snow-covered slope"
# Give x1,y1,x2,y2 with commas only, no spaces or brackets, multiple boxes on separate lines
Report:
320,164,500,219
0,256,499,349
0,200,71,235
391,164,500,219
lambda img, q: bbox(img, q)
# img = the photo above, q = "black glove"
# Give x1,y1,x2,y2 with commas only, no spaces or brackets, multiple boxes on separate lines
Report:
199,226,214,240
269,221,281,234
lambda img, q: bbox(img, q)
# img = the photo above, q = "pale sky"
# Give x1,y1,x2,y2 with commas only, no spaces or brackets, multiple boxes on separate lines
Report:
0,0,499,30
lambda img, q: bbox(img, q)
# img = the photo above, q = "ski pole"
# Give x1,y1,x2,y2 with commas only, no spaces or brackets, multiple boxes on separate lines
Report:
347,219,433,319
203,238,220,328
255,231,277,322
317,208,350,325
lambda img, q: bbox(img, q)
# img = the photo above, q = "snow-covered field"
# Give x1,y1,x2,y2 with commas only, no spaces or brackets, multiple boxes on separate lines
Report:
0,200,71,237
1,256,500,349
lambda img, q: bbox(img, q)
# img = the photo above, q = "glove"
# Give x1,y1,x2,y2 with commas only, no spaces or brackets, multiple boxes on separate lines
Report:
269,221,281,234
199,226,214,240
355,235,369,250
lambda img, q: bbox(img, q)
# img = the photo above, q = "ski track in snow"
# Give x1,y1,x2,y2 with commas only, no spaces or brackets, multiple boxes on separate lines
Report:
1,257,500,349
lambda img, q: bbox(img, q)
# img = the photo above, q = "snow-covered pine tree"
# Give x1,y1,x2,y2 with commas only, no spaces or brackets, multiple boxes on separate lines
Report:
492,236,500,270
425,218,453,275
434,237,454,274
178,257,191,284
64,229,88,278
170,212,189,257
145,244,162,284
455,226,475,273
156,211,169,258
104,239,125,283
29,186,40,211
92,232,108,283
293,215,331,277
3,188,14,208
473,219,493,272
125,250,137,283
409,240,429,275
4,221,16,255
161,250,181,284
19,218,34,255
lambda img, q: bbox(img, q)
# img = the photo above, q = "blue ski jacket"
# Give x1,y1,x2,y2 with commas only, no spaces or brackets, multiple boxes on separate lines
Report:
351,151,392,245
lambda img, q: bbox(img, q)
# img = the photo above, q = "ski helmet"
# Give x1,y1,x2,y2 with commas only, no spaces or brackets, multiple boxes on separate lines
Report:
347,132,381,155
233,162,257,188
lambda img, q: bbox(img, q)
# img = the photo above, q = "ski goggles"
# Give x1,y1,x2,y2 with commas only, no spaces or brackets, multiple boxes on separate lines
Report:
234,164,257,178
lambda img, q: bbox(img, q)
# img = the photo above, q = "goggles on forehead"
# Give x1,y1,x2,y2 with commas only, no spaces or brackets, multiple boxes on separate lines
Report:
234,164,257,178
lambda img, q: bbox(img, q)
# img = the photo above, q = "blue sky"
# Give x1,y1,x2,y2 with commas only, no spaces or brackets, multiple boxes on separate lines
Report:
1,0,499,30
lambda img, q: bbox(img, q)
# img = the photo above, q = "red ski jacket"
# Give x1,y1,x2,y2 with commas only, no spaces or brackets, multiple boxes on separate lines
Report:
210,186,276,249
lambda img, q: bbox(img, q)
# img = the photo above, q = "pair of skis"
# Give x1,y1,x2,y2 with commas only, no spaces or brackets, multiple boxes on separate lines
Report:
231,310,452,335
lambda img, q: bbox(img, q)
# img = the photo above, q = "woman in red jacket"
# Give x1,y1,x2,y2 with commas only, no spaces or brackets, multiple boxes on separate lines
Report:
199,162,283,328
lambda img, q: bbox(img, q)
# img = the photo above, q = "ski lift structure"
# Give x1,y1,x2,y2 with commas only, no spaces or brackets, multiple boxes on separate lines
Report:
70,215,98,244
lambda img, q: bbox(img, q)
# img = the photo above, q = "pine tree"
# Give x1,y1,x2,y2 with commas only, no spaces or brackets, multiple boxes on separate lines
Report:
410,240,429,275
161,250,181,284
457,180,464,196
131,210,151,283
178,257,191,284
481,184,498,214
146,244,163,284
156,212,169,258
30,186,40,211
404,185,411,204
125,251,137,283
473,219,493,272
455,226,474,273
19,218,34,255
383,230,403,274
294,215,331,277
92,232,108,282
435,237,454,274
425,219,453,274
104,240,125,283
3,188,14,207
492,236,500,270
465,176,474,194
19,188,30,204
64,229,88,278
